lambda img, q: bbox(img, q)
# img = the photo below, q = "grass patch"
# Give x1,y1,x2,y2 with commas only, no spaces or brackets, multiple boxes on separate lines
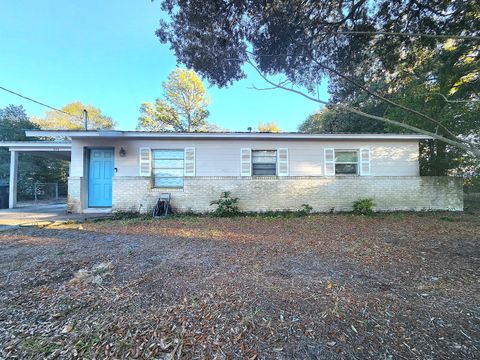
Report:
439,216,463,222
20,337,59,356
74,333,102,354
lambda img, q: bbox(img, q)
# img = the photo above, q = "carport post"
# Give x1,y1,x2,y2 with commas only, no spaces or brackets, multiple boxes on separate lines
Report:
9,150,18,208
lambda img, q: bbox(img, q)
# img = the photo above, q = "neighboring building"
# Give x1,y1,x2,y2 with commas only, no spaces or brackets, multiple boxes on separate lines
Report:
3,130,463,213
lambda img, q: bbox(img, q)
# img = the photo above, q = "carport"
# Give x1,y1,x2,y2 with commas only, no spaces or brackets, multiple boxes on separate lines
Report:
0,141,71,208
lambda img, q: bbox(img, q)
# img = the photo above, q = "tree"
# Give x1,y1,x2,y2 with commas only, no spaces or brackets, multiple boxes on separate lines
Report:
155,0,480,158
0,104,37,141
299,108,386,134
33,102,115,130
0,105,69,199
137,68,211,132
258,121,280,133
0,106,38,185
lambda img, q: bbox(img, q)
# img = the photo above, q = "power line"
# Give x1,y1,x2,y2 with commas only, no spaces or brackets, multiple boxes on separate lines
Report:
0,85,82,119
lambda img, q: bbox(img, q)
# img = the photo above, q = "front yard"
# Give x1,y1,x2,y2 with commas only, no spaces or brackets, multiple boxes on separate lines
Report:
0,209,479,359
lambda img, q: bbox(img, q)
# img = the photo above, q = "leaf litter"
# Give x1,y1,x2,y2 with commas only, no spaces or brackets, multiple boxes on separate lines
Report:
0,210,479,359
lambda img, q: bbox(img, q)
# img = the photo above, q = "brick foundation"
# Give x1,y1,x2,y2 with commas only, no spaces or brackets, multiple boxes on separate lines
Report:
102,176,462,213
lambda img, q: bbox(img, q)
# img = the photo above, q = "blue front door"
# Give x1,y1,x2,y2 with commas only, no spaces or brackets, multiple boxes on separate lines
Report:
88,149,114,207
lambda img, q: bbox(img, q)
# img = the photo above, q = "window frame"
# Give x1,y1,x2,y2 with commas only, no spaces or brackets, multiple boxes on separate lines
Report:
251,149,277,176
151,149,185,188
334,149,359,176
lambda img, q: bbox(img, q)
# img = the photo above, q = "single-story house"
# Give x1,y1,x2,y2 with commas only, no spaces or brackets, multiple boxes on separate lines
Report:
3,130,463,212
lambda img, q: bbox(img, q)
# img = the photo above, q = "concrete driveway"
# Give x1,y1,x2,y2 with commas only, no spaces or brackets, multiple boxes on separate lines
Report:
0,204,110,228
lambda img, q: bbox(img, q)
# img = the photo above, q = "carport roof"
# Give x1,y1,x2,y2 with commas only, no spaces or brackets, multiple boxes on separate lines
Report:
0,141,71,160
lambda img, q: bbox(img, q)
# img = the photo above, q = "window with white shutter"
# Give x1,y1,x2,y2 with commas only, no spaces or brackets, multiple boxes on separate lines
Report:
324,148,335,176
359,148,371,176
138,147,151,176
277,148,289,176
184,147,195,177
240,148,252,176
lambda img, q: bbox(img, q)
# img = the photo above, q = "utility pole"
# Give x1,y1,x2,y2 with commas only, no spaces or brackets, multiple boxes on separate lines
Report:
83,109,88,130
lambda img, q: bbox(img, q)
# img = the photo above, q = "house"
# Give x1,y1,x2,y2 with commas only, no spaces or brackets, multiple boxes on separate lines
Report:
3,130,463,213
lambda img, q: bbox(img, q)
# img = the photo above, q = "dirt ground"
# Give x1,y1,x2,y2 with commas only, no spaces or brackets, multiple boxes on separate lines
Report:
0,208,479,359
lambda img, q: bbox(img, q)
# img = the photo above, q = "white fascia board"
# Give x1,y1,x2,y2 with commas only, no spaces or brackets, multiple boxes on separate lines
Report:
0,141,71,151
24,130,432,140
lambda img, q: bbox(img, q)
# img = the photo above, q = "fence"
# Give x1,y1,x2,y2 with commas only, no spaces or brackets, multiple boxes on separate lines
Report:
34,182,59,203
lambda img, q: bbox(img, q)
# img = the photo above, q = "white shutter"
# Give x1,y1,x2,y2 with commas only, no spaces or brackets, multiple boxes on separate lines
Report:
184,147,196,176
324,148,335,176
240,148,252,176
139,147,151,176
277,148,289,176
359,148,371,176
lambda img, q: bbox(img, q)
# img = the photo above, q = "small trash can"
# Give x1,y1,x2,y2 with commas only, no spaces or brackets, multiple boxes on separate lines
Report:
0,185,9,209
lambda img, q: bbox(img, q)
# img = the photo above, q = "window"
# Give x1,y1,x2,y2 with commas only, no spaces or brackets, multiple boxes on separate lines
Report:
335,150,358,175
252,150,277,175
152,150,184,187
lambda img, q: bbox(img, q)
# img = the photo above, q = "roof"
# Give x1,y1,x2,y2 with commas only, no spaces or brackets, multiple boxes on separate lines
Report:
24,130,432,140
0,141,71,149
0,141,71,160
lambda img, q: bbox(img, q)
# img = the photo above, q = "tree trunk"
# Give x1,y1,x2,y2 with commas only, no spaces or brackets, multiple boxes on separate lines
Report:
187,114,191,132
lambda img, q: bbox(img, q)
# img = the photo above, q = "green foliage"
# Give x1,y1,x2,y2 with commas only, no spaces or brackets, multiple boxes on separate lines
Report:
137,68,216,132
464,175,480,195
210,191,240,217
298,204,313,215
299,107,387,134
157,0,479,166
33,102,115,130
137,100,181,131
353,198,375,215
19,337,59,356
0,104,37,140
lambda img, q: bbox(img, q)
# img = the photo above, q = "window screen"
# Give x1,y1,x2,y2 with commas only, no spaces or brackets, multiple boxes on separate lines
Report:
252,150,277,175
152,150,184,187
335,150,358,175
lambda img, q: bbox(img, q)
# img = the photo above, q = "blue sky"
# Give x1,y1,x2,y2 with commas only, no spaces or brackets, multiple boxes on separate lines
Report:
0,0,328,132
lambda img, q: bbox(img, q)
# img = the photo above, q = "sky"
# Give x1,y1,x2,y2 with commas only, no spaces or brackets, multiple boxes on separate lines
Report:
0,0,328,132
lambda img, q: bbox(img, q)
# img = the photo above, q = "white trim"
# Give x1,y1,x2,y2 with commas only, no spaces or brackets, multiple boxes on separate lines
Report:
0,141,71,152
359,147,371,176
184,147,196,177
9,151,18,208
82,208,112,214
240,148,252,176
324,148,335,176
138,147,151,176
277,148,289,176
24,130,432,140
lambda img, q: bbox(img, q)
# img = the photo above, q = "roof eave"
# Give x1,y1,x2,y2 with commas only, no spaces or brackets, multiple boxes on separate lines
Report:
24,130,433,140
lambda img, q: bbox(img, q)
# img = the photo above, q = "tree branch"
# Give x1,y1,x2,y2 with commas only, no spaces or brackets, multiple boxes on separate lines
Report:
246,49,464,141
246,59,480,158
432,92,480,103
319,30,480,41
309,57,462,141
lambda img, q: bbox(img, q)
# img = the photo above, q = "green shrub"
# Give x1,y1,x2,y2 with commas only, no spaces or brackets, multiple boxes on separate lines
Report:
298,204,313,215
353,198,375,215
464,175,480,195
210,191,240,217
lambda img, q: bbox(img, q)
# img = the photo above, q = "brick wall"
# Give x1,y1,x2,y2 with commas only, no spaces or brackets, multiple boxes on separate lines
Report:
67,177,83,213
108,176,463,213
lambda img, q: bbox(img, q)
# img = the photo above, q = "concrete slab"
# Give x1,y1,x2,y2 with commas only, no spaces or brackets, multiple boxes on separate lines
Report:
0,204,111,226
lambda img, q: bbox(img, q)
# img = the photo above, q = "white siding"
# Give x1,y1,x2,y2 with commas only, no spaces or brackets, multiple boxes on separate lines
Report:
69,138,420,177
